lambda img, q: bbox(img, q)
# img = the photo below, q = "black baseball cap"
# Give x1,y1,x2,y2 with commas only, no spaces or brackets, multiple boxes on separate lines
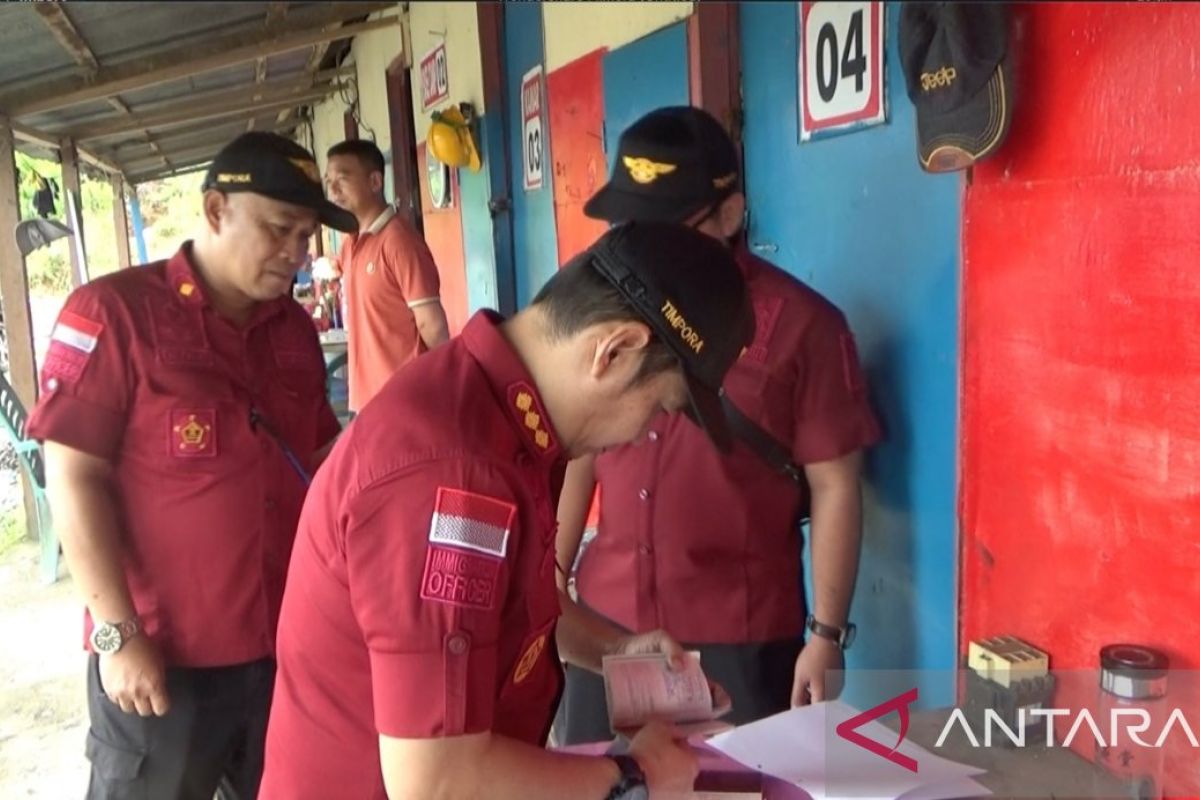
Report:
586,222,754,451
202,132,358,233
900,3,1012,173
585,107,740,224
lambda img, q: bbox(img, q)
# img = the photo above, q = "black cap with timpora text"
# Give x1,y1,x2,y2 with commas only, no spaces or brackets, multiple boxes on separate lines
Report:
202,132,359,233
585,221,755,452
584,106,740,224
900,2,1013,173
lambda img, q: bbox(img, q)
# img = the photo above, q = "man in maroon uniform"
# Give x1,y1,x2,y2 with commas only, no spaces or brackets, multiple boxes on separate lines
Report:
28,132,352,799
261,223,754,799
555,107,883,743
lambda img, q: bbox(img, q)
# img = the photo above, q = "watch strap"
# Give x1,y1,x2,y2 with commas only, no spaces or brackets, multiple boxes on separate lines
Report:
806,615,856,650
605,754,646,800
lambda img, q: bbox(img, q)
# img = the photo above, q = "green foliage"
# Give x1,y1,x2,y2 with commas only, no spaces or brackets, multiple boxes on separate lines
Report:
12,151,206,296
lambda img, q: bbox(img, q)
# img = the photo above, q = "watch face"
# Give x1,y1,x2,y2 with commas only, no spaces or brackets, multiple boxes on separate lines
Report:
91,624,122,654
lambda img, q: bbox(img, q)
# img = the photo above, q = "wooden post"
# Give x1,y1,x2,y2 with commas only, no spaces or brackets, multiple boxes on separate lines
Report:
0,118,45,539
112,175,132,268
688,2,743,151
60,137,88,287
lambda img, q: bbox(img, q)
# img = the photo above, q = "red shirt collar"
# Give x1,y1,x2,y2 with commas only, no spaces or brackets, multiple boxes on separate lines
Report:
166,242,288,328
734,239,765,281
461,311,563,466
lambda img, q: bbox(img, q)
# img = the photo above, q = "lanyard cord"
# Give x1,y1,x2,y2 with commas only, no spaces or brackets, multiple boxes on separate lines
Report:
248,407,312,487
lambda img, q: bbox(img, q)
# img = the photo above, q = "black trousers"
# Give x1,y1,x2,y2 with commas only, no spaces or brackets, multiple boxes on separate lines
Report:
84,655,275,800
553,637,804,745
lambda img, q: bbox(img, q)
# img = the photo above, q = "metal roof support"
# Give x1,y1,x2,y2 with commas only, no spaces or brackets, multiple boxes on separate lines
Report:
59,138,88,288
112,174,132,269
2,7,398,118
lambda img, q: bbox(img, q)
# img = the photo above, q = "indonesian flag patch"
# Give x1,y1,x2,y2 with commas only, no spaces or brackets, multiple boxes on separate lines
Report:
427,487,515,558
43,310,104,385
420,488,516,611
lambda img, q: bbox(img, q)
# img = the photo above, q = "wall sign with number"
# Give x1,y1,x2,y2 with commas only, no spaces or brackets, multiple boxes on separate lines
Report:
521,65,545,191
798,1,886,141
420,39,450,110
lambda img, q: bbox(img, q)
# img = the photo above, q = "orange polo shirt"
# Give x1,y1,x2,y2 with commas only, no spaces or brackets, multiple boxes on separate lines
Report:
339,206,441,411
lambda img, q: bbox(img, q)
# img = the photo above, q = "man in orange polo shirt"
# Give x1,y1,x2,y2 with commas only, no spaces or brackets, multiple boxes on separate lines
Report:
325,139,450,411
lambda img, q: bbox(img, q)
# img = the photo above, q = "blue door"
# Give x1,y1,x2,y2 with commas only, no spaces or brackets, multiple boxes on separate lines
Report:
504,3,559,309
741,2,963,706
601,22,690,166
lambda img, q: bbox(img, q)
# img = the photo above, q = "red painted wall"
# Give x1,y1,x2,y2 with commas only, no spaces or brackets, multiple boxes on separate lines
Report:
960,5,1200,794
416,142,469,335
547,49,610,267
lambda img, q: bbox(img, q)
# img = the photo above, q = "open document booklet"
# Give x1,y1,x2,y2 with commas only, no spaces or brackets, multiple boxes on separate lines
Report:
705,701,991,800
602,650,735,737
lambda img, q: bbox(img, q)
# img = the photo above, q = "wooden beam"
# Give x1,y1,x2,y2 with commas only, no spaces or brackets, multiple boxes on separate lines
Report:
251,2,291,131
106,114,309,162
59,139,87,289
0,120,38,407
2,7,397,119
32,2,100,74
0,118,41,542
112,175,132,268
9,120,124,178
688,2,742,142
109,116,309,164
61,66,352,137
128,156,218,186
75,84,342,142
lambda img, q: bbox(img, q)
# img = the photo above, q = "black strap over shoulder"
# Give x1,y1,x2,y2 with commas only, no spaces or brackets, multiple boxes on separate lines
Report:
720,392,805,485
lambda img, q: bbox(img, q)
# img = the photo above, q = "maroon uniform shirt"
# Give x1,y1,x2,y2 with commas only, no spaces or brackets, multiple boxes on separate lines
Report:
26,244,340,666
261,312,566,800
577,246,882,643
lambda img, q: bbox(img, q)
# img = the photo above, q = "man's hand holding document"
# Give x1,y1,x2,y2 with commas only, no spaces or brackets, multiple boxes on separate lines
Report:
603,650,735,739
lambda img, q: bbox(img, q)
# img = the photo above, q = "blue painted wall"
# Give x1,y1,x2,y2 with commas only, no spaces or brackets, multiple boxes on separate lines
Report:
458,114,501,314
601,22,690,168
741,2,961,706
504,3,559,309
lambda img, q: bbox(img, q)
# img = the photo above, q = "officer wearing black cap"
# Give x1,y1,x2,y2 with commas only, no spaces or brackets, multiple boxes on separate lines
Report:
555,107,883,744
261,222,752,799
27,131,352,799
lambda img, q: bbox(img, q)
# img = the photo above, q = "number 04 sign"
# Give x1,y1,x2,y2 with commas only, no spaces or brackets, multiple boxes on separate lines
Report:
799,2,886,141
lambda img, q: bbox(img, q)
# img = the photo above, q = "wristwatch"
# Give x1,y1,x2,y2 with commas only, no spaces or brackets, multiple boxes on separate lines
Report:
605,754,648,800
90,616,143,655
806,615,856,651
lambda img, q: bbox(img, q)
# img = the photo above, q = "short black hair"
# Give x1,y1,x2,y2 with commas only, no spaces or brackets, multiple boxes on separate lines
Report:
532,253,680,385
327,139,385,177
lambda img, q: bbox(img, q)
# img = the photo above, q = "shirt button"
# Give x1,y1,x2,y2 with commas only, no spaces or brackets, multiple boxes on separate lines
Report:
638,488,651,501
647,431,659,442
46,377,60,391
265,499,277,510
448,633,468,655
638,544,653,555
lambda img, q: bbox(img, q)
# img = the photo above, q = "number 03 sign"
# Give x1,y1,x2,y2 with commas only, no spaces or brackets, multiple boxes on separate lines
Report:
798,1,886,141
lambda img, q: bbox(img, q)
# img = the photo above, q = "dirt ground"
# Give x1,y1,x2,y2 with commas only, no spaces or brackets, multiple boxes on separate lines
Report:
0,506,89,797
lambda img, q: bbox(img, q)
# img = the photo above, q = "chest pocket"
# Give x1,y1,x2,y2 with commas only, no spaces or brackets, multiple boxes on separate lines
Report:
266,323,327,453
140,300,235,472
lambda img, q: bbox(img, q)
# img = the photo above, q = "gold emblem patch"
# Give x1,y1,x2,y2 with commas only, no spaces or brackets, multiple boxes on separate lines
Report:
513,633,547,684
171,409,216,457
623,156,677,185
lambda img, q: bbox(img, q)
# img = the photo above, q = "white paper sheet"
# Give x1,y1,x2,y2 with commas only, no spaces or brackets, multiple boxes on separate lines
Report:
707,702,988,800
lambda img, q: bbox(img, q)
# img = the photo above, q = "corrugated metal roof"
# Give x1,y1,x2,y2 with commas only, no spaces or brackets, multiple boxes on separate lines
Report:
1,2,394,184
